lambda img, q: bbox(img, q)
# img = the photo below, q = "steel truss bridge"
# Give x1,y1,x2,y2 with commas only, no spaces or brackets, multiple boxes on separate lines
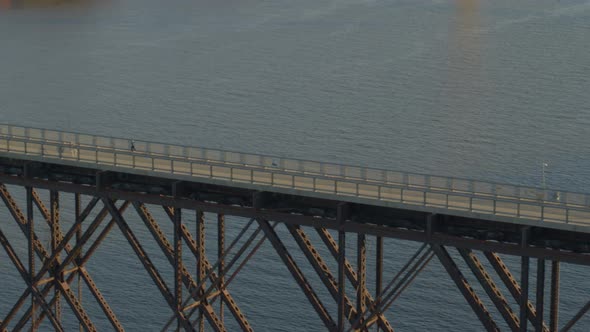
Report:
0,123,588,331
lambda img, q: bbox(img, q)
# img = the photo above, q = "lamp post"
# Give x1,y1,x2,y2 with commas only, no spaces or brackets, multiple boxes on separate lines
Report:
542,162,548,189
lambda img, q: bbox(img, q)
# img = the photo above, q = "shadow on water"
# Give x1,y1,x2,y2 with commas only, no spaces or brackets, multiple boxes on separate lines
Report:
0,0,99,9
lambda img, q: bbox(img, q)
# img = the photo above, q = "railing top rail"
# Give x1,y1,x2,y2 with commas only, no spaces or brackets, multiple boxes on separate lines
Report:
0,122,588,208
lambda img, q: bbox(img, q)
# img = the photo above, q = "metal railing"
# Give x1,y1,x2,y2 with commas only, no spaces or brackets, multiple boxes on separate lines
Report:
0,123,589,226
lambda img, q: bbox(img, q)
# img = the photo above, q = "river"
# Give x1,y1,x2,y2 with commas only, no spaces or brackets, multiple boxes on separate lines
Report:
0,0,589,330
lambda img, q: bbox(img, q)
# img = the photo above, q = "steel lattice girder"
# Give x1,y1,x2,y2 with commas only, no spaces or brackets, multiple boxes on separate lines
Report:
0,185,114,331
0,181,588,331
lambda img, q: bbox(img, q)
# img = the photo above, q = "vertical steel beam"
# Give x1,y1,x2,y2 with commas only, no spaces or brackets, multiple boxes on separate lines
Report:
134,203,225,332
357,233,366,316
315,228,393,331
520,256,530,332
549,261,560,332
520,228,530,332
103,199,194,330
0,229,65,332
75,193,83,332
162,207,252,332
196,210,206,332
7,193,109,331
337,204,347,332
535,259,545,332
174,207,183,331
32,194,125,332
217,213,225,323
27,187,37,331
1,186,107,331
376,235,383,332
376,236,383,299
50,190,62,323
285,224,359,325
484,252,547,331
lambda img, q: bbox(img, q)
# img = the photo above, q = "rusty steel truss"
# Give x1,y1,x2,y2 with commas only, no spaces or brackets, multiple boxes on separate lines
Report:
0,158,589,331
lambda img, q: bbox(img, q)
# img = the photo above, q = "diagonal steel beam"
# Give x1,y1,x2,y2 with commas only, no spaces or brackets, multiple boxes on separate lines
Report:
0,185,100,331
31,191,126,332
560,300,590,332
258,219,337,331
133,202,225,332
31,204,108,291
185,219,264,327
162,206,253,332
458,248,520,331
315,228,394,332
0,184,50,259
103,198,195,331
286,224,361,326
351,246,432,332
26,205,109,332
14,270,79,331
0,228,64,332
484,252,549,331
23,197,122,327
432,245,499,332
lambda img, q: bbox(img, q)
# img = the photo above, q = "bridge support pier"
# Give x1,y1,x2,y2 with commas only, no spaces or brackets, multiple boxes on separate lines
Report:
535,259,545,332
550,260,560,332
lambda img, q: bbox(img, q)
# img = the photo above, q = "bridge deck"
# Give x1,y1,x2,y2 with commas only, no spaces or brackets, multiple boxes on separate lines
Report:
1,123,589,233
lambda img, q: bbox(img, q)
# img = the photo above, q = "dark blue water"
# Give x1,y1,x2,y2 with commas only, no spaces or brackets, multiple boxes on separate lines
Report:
0,0,589,330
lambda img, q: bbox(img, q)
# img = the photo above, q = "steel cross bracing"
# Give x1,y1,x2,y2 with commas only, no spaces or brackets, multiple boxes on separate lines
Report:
0,184,588,331
0,141,589,330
